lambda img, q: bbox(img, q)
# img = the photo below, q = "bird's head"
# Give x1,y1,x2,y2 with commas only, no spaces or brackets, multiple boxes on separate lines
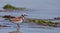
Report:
21,13,28,17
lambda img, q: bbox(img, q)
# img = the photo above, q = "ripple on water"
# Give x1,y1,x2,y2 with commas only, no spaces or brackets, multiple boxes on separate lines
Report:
0,22,60,33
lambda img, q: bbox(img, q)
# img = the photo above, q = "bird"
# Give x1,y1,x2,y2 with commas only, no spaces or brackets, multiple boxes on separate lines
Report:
9,13,28,28
2,13,27,29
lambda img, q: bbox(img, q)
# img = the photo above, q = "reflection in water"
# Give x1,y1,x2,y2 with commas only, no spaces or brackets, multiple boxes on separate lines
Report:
9,26,21,33
9,31,21,33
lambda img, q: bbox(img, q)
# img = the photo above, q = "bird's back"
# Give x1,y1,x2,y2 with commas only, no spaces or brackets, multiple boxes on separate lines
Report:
9,17,23,24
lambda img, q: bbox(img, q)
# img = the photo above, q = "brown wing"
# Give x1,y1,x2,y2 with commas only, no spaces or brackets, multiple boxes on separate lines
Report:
10,17,22,23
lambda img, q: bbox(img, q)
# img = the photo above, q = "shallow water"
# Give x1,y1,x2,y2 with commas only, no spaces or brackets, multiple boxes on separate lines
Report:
0,11,60,33
0,21,60,33
0,10,60,19
0,17,60,33
0,9,60,33
0,22,60,33
0,0,60,33
0,10,60,22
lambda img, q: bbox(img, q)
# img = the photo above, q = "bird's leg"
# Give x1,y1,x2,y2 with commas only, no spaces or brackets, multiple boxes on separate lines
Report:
17,24,20,32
